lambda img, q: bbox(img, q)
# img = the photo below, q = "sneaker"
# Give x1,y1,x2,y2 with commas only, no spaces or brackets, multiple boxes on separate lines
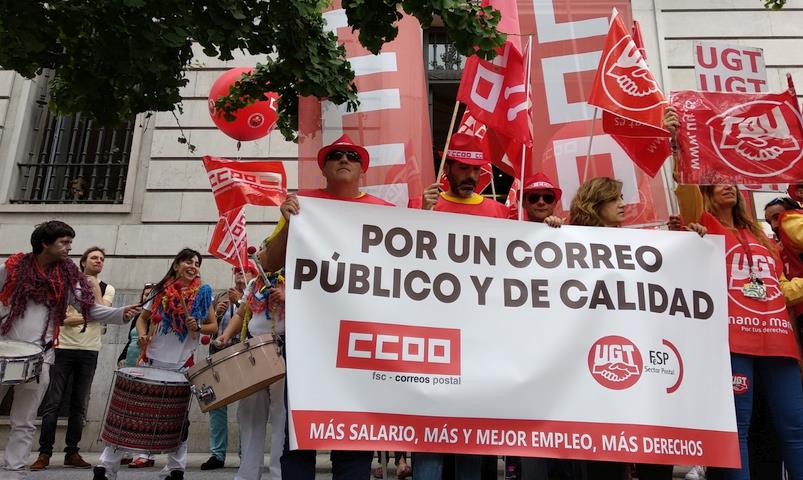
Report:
93,466,109,480
64,452,92,469
30,453,50,471
200,455,225,470
685,465,706,480
166,470,184,480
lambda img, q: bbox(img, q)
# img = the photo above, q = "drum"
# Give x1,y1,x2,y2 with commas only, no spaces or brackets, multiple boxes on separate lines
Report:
0,339,43,385
101,367,191,453
186,333,285,412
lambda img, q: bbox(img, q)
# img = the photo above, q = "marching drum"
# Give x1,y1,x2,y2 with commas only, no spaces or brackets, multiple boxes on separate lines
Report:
186,333,285,412
0,339,43,385
101,367,191,453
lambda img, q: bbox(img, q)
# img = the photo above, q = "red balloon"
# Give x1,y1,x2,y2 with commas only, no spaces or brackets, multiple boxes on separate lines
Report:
208,67,279,142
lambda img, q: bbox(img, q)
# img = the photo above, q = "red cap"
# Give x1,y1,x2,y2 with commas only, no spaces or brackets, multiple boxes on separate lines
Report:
317,134,370,172
522,173,562,201
443,133,487,166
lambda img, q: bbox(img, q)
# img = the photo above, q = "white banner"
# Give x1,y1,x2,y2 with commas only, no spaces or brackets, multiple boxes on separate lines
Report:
694,41,767,93
285,197,739,467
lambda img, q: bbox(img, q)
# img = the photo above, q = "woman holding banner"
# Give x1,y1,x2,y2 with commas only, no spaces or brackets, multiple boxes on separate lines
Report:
665,107,803,480
570,177,678,480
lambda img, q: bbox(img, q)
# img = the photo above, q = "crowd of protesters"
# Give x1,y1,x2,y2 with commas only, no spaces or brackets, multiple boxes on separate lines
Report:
0,104,801,480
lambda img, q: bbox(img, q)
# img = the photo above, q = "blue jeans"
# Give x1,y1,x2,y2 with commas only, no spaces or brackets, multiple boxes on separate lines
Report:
209,404,228,460
280,338,372,480
412,453,485,480
709,354,803,480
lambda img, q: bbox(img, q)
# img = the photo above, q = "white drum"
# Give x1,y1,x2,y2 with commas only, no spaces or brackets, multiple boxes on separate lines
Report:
0,339,44,385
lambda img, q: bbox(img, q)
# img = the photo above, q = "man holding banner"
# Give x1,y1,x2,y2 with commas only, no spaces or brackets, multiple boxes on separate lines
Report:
264,134,392,480
422,133,509,220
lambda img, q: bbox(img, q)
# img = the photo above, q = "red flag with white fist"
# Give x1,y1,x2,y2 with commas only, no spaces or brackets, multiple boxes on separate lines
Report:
456,0,532,147
208,207,249,268
590,10,670,177
589,9,667,132
671,85,803,185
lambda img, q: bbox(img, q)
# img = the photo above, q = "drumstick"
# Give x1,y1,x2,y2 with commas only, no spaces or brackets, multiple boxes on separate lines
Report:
179,293,199,340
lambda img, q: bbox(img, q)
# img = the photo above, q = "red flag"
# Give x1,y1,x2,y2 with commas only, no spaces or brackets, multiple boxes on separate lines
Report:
504,178,520,219
202,156,287,215
456,0,531,147
672,87,803,185
456,109,526,178
632,20,647,62
591,11,670,177
589,10,667,133
209,207,248,268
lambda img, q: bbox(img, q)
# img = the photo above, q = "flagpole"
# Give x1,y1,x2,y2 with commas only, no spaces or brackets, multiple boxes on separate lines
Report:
436,100,461,183
517,35,534,221
490,169,497,199
582,108,598,182
222,213,248,274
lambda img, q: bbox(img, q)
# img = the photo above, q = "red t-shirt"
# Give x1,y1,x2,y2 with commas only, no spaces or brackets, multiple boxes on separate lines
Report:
298,189,394,206
433,192,508,219
700,212,799,359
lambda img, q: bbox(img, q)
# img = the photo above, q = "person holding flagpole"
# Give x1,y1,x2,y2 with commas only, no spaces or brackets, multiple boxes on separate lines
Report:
423,133,509,219
665,106,803,480
263,134,393,480
418,132,506,479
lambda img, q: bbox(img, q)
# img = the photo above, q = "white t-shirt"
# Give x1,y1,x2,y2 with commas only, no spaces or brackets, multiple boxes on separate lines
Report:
245,282,285,337
143,284,212,367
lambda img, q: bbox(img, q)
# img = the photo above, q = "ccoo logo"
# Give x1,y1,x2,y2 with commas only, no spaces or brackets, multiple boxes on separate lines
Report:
602,36,664,112
336,320,461,376
588,336,643,390
707,100,803,177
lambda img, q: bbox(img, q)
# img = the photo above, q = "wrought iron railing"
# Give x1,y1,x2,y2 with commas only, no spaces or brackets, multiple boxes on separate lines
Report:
12,72,134,204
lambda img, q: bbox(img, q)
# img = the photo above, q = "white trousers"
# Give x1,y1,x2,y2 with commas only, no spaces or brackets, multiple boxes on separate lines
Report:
236,378,286,480
0,363,51,480
97,442,187,480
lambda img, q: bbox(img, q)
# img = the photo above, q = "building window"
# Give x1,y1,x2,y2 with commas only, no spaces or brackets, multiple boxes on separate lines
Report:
12,72,135,204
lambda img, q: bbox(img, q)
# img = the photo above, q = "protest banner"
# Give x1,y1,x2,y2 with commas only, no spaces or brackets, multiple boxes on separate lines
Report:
694,42,768,93
285,197,739,467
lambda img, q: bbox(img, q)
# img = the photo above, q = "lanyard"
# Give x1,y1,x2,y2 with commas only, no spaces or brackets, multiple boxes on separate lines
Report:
735,229,756,273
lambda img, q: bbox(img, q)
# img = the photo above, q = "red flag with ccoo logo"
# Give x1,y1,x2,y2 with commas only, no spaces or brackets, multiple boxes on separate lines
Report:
202,156,287,214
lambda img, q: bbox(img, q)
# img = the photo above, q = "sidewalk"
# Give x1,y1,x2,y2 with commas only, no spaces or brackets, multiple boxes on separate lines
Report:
10,452,693,479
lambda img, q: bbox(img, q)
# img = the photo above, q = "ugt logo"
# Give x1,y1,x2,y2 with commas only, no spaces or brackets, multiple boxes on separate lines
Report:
732,374,749,394
588,336,643,390
708,100,803,177
602,37,663,111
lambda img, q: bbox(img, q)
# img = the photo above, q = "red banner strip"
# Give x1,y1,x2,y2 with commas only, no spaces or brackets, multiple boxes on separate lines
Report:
291,410,740,468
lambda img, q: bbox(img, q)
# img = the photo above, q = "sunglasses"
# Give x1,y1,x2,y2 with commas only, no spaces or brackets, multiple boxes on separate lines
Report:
326,150,361,162
526,193,556,204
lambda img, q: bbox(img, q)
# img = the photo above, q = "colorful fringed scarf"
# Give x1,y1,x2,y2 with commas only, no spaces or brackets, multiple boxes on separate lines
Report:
0,252,95,342
150,278,212,341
